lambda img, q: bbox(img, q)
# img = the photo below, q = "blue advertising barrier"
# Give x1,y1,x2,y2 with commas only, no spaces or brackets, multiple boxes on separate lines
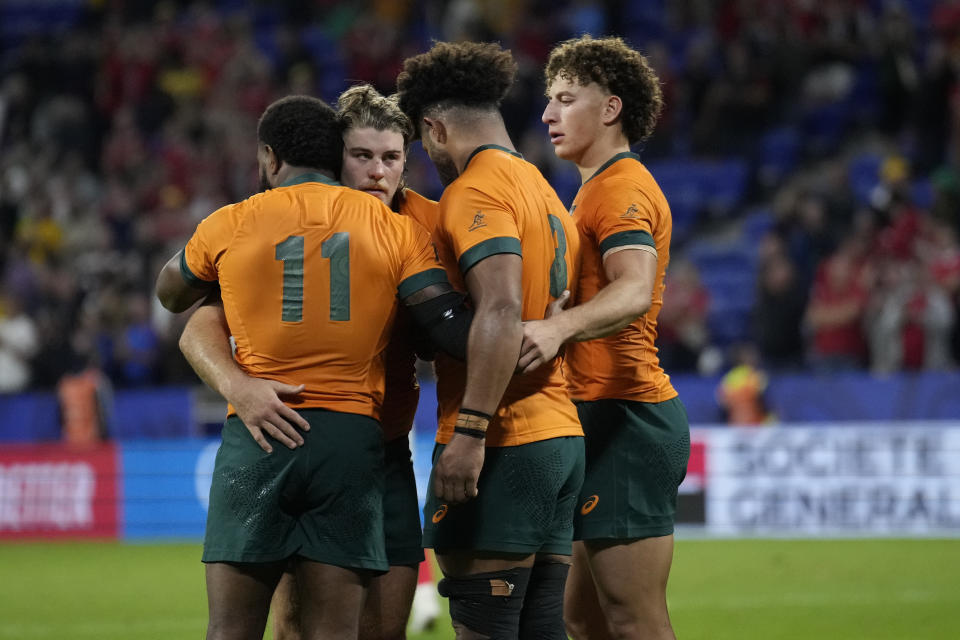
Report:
121,439,218,540
0,391,60,442
0,386,194,443
4,373,960,444
119,434,437,541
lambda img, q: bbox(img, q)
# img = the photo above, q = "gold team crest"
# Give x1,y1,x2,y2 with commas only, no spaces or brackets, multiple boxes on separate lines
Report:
468,211,487,231
620,203,640,219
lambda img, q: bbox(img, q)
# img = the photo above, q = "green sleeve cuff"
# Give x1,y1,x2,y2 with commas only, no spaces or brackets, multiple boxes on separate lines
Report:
397,268,449,299
179,249,215,287
458,237,522,274
599,230,655,256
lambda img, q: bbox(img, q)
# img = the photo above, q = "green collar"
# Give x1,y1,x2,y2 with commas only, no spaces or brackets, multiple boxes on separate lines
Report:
585,151,640,184
278,172,340,188
463,144,523,171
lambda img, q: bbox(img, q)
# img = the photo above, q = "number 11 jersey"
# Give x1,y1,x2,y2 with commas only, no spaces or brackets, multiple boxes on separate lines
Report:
181,173,447,418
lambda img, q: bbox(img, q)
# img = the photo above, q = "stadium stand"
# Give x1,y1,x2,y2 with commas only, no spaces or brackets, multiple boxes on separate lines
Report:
0,0,958,404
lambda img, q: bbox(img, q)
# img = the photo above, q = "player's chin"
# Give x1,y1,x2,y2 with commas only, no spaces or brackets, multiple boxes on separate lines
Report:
551,142,575,161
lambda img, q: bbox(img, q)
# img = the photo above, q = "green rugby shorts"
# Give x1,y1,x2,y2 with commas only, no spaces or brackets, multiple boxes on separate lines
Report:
202,409,388,572
574,396,690,540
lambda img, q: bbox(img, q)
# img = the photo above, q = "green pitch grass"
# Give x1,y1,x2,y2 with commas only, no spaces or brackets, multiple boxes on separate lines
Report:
1,538,957,639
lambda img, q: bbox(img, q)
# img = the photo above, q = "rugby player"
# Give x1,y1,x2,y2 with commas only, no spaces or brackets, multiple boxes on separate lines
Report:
156,95,468,640
177,84,444,640
396,41,584,639
520,35,691,640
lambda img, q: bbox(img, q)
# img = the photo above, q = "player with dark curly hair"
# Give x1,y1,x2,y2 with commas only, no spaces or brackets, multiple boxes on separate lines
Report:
520,35,689,640
397,41,585,639
156,94,471,640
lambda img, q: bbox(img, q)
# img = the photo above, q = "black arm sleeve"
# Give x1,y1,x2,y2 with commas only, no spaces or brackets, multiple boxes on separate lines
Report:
405,291,473,361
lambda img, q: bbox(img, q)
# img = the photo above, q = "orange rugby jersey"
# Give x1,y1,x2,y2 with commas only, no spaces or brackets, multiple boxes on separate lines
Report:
565,152,677,403
181,173,447,418
378,189,441,441
433,145,583,447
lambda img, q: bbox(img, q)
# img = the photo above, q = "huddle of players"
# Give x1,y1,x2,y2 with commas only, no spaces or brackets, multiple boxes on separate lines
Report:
156,34,689,640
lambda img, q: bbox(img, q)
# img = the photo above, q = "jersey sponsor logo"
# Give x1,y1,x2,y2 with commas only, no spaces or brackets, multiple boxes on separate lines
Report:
620,203,640,219
432,504,449,523
467,211,486,231
580,494,599,515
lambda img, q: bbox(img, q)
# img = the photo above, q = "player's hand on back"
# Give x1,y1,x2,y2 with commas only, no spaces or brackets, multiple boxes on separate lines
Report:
433,433,485,505
228,377,310,453
517,289,571,374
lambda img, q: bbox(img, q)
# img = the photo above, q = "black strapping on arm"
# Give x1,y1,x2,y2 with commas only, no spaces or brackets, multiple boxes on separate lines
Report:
405,291,473,361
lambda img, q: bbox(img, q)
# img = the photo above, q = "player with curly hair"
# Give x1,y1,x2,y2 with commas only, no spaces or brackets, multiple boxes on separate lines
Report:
519,35,690,640
396,41,584,639
156,94,470,639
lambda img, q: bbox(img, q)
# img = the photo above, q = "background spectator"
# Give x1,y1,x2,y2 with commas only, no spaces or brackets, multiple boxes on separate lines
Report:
1,0,959,393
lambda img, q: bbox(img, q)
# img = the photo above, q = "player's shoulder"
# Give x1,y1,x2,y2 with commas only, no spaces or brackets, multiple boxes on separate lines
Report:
588,153,650,188
400,188,437,210
196,198,247,228
399,188,440,232
585,156,664,206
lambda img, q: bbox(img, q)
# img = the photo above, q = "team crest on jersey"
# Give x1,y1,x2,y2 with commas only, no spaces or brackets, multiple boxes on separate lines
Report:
468,211,486,231
620,203,640,219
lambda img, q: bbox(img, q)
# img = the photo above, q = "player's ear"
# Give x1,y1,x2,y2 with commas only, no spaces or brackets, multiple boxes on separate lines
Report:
263,144,281,175
423,117,447,145
602,95,623,125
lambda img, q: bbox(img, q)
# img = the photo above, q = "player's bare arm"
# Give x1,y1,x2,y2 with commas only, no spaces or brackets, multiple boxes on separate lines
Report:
519,247,656,374
178,297,310,454
433,253,523,505
156,250,215,313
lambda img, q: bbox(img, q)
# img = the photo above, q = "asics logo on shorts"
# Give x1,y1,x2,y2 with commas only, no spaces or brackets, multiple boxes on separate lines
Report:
432,504,449,523
580,494,599,515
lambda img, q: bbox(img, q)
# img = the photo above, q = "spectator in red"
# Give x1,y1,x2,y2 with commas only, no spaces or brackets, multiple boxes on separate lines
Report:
868,258,955,373
804,240,871,370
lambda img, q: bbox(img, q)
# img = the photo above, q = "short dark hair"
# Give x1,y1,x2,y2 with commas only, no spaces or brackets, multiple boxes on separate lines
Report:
257,95,341,173
337,84,414,147
396,41,517,137
545,35,663,145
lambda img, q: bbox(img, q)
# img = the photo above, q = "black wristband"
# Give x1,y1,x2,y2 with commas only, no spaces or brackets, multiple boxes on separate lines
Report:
459,408,493,421
454,426,487,439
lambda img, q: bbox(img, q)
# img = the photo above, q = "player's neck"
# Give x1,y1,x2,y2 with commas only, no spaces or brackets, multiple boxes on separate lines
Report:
274,165,335,187
575,135,630,184
453,126,516,174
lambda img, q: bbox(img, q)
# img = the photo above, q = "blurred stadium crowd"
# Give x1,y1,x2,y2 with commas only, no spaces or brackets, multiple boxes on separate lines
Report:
2,0,960,395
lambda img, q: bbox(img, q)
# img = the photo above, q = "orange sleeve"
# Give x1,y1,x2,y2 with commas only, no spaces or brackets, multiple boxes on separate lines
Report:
441,184,521,274
181,203,239,284
591,177,657,258
396,218,449,299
